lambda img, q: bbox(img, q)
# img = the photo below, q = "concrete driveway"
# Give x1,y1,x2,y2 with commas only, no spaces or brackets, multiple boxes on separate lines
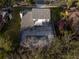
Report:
21,10,34,29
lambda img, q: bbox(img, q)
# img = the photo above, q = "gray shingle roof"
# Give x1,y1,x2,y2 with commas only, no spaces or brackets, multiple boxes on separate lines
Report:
32,8,50,19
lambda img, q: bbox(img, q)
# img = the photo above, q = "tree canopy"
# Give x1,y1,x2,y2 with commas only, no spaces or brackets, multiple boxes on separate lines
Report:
0,0,16,7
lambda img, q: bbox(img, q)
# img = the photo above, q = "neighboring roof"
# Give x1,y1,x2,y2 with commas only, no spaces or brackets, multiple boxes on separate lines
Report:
34,0,56,4
20,24,54,49
21,24,53,37
32,8,50,19
21,23,55,40
20,22,55,48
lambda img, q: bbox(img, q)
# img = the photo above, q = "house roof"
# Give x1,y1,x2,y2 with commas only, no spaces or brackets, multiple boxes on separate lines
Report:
32,8,50,19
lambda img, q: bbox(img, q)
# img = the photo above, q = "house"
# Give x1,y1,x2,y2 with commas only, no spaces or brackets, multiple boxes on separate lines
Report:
32,8,50,25
20,8,51,29
20,25,54,48
20,7,55,48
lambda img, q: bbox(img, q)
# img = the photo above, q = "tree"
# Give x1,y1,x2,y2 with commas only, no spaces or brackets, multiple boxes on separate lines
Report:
25,0,34,5
0,0,4,7
0,0,16,7
66,0,72,8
